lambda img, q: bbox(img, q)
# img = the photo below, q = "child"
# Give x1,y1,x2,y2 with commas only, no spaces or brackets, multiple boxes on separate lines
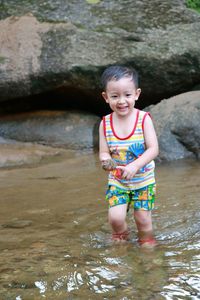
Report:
99,65,159,247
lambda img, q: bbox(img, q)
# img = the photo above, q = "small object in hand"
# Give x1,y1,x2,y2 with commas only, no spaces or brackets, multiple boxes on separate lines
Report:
101,159,117,171
113,168,122,179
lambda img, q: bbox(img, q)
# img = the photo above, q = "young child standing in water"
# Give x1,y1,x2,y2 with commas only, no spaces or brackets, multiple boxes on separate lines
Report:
99,65,159,247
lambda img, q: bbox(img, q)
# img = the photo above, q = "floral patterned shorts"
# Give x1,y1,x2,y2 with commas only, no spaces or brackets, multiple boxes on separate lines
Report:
106,184,156,211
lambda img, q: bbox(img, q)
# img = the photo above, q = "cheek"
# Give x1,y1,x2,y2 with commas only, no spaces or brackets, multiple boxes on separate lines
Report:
109,101,117,108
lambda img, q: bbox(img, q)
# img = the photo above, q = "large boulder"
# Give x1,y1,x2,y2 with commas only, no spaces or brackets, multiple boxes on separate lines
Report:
0,1,200,111
0,91,199,163
148,91,200,161
0,110,100,150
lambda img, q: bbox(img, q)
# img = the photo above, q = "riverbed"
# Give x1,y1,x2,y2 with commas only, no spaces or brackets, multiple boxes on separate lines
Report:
0,153,200,299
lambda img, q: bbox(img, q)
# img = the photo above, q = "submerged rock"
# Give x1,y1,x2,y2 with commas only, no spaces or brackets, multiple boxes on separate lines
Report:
1,219,33,229
0,141,67,168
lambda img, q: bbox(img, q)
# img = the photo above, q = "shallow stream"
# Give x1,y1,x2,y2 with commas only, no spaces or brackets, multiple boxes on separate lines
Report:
0,153,200,300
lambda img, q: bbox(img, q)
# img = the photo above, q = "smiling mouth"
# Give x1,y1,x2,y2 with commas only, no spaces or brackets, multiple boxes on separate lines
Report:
117,106,128,110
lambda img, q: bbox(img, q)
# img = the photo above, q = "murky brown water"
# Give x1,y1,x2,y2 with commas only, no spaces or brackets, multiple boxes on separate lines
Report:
0,153,200,300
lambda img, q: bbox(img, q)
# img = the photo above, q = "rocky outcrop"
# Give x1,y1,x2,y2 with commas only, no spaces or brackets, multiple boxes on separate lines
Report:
0,91,199,166
0,1,200,111
0,110,100,150
148,91,200,161
0,1,200,166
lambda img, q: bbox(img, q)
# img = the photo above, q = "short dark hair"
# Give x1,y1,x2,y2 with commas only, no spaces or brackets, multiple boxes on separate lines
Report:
101,65,139,90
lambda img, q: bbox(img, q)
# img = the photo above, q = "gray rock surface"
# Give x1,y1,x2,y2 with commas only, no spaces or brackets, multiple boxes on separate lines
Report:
0,91,199,165
0,110,100,150
148,91,200,161
0,1,200,110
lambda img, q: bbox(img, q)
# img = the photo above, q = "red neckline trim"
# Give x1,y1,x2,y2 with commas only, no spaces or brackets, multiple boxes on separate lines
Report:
110,109,139,140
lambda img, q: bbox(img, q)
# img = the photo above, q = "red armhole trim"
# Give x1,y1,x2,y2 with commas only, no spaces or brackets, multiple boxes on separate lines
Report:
142,112,152,132
102,116,106,137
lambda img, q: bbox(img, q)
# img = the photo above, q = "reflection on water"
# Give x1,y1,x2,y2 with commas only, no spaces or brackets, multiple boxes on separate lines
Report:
0,153,200,300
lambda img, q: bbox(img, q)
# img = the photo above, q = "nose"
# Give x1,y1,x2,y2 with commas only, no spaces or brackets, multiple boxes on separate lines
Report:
118,96,126,103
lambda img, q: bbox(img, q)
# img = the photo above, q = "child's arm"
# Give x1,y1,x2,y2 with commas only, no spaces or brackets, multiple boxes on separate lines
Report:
117,114,159,179
99,120,116,171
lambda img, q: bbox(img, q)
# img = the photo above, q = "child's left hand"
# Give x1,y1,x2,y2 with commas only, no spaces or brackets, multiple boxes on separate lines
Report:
116,164,139,180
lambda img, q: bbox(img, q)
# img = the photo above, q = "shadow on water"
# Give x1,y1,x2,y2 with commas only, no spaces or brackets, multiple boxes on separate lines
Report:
0,153,200,300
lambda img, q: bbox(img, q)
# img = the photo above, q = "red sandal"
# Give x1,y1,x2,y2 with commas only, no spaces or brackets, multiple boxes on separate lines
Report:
138,237,157,247
112,230,130,242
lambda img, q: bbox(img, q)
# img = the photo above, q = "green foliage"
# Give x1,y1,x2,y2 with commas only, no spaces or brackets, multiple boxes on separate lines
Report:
0,57,6,64
186,0,200,13
86,0,100,3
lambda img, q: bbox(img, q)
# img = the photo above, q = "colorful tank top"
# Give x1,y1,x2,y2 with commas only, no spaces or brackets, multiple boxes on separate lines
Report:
103,109,155,190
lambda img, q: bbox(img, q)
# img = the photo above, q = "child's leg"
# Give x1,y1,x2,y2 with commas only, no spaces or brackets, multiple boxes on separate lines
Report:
134,210,156,246
108,204,129,241
134,210,152,232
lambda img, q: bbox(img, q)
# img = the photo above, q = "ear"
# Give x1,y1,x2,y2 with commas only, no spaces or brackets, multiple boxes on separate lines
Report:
101,91,109,103
135,88,141,101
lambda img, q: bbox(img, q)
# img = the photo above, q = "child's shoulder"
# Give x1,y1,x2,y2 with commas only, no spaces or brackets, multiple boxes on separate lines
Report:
138,109,149,115
136,109,150,120
138,109,151,118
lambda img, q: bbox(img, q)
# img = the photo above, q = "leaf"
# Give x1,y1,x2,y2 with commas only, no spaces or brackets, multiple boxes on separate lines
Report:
86,0,101,4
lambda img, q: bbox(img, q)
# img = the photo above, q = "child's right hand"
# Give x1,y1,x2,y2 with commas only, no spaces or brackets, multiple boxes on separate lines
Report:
115,163,139,180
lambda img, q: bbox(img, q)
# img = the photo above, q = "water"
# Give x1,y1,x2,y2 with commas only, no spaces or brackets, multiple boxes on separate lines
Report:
0,153,200,300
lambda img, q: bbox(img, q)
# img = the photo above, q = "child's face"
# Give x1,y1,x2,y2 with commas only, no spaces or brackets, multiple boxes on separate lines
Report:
102,77,141,117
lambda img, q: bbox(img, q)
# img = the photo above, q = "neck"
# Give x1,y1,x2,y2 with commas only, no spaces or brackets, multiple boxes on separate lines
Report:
113,108,137,121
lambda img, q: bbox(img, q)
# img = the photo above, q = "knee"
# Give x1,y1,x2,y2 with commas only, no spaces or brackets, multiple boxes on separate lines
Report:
135,216,148,227
109,215,125,229
108,205,127,231
134,211,152,228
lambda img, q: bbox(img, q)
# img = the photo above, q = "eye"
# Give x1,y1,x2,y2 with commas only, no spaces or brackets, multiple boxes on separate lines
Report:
111,95,118,99
126,93,132,97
